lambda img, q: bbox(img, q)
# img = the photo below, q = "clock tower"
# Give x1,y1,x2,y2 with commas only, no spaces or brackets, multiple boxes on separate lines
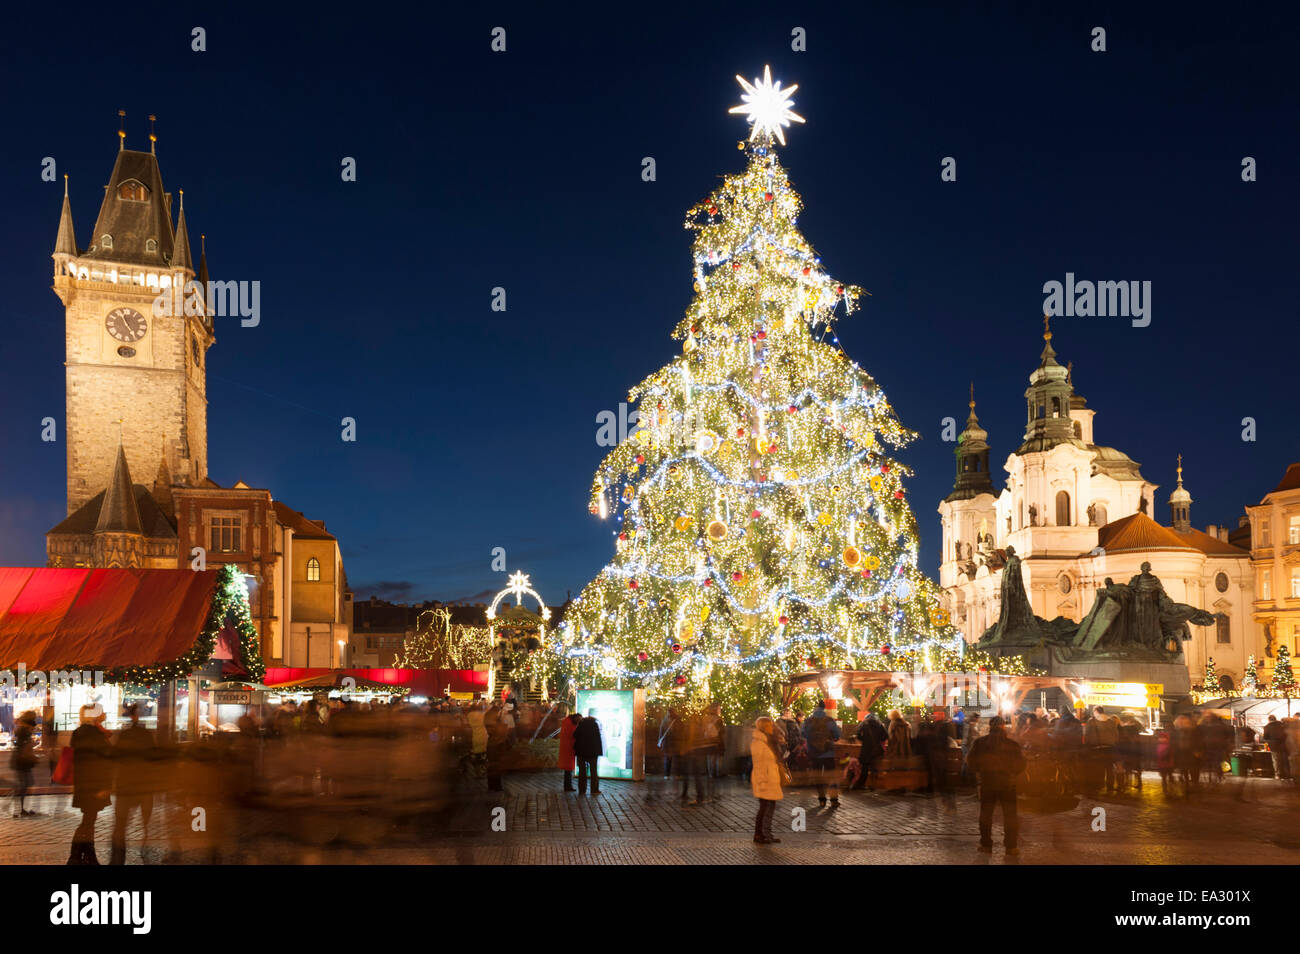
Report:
52,124,213,515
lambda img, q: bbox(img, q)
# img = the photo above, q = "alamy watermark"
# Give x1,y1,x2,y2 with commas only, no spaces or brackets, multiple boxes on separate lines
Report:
1042,273,1150,328
0,665,106,692
152,279,260,327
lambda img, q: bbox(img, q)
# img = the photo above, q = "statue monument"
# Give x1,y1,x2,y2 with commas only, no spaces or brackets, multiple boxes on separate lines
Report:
977,557,1215,695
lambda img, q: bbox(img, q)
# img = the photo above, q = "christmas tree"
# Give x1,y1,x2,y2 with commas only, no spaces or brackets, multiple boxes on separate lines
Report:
1243,655,1258,695
1274,644,1296,694
548,67,964,717
1204,657,1217,692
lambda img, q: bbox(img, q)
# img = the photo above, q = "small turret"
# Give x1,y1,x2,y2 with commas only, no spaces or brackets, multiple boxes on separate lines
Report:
1169,455,1192,533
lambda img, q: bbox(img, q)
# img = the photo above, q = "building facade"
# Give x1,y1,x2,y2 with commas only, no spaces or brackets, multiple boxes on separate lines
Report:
938,320,1259,689
45,126,351,668
1246,462,1300,683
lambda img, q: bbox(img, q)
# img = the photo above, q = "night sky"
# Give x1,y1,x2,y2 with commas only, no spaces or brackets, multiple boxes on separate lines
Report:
1,3,1295,606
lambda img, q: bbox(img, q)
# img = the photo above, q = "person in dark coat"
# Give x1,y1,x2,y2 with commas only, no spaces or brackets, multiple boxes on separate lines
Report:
110,703,156,865
572,714,603,795
9,711,38,817
967,716,1026,855
802,701,841,808
657,708,680,778
68,704,113,865
1263,715,1290,780
853,713,887,789
558,709,580,792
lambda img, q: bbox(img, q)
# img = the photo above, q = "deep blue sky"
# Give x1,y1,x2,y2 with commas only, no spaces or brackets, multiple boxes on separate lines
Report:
1,3,1295,606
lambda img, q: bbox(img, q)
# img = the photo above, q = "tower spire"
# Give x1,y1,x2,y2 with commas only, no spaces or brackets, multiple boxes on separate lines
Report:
1169,453,1193,532
54,174,77,258
172,188,193,272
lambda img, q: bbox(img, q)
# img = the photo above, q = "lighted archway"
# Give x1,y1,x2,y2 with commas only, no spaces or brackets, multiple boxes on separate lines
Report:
486,572,551,699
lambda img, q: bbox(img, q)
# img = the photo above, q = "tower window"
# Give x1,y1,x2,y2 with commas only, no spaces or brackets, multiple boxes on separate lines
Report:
1051,396,1061,417
101,234,113,249
1073,421,1082,439
1055,490,1071,526
117,180,148,201
210,516,241,553
307,556,321,582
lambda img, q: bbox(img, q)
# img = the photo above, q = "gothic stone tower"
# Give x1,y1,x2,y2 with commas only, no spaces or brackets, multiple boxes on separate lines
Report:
51,127,213,516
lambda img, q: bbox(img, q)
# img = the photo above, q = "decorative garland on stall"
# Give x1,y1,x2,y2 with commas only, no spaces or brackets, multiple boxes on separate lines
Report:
104,565,265,686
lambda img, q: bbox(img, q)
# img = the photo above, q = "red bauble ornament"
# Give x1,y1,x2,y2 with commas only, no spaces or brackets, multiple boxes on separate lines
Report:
881,644,891,655
704,578,713,587
881,464,891,473
732,262,741,271
788,405,798,413
778,614,789,625
732,571,743,581
736,427,745,437
802,267,811,276
836,285,844,295
629,579,639,589
764,191,773,202
756,330,767,340
894,490,904,499
618,532,627,541
708,205,717,214
635,453,645,464
751,509,761,519
675,675,686,685
637,651,648,662
862,570,872,578
978,666,988,673
672,643,682,654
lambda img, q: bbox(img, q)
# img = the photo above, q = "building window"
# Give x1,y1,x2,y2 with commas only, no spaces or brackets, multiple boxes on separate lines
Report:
1073,421,1082,438
1055,490,1071,527
307,557,321,582
1216,615,1230,644
1290,516,1300,545
1262,569,1271,600
1262,522,1271,547
101,234,113,249
117,180,148,201
1292,568,1300,599
210,516,241,552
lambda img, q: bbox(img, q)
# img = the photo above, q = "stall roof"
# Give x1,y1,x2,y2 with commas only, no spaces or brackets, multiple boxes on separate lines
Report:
0,567,218,671
264,667,488,697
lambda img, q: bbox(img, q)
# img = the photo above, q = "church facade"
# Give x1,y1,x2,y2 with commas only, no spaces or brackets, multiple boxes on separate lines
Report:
938,319,1259,690
44,124,351,668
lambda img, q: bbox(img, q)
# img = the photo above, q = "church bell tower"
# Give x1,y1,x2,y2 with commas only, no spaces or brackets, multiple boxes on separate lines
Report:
51,115,213,515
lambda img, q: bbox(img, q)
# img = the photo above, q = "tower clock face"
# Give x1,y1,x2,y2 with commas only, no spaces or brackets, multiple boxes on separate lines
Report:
106,307,147,343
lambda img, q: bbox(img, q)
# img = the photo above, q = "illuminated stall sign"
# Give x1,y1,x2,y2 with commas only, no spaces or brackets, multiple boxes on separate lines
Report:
574,688,645,780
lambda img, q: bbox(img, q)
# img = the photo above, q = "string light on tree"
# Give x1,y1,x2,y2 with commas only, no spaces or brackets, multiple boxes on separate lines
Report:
536,69,972,719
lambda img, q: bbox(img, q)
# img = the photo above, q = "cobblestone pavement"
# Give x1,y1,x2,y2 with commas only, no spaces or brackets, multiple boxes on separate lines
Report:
4,770,1298,865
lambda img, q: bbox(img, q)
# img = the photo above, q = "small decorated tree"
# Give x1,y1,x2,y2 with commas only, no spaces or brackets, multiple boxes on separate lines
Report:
1203,657,1217,693
1274,644,1296,695
1243,655,1259,696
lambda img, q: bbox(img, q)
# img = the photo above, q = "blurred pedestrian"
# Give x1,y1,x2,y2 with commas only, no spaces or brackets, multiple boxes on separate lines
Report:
803,699,841,808
573,713,603,796
887,709,912,759
967,715,1026,856
1084,706,1120,794
1116,712,1143,792
1262,715,1289,780
110,703,156,865
9,711,38,817
68,704,112,865
750,716,785,844
702,703,726,792
657,708,679,778
853,711,887,790
558,707,580,792
678,712,709,805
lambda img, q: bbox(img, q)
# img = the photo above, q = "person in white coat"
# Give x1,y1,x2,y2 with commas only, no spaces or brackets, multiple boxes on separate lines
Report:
750,716,785,844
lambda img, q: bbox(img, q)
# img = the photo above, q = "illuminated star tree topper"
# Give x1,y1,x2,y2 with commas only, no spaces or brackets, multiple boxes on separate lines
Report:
729,64,806,145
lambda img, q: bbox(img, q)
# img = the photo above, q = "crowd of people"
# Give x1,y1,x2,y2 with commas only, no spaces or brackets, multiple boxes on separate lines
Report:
7,691,1299,863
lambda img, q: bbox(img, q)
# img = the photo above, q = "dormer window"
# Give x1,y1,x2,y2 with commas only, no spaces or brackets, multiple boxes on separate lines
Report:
117,179,148,201
101,234,113,249
146,239,157,253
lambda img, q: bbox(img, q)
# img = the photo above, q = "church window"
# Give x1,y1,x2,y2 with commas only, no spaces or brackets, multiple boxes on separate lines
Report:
210,516,241,552
1037,401,1045,419
146,239,157,253
117,180,148,201
1055,490,1071,526
101,234,113,249
1051,396,1061,417
1216,615,1231,644
307,557,321,582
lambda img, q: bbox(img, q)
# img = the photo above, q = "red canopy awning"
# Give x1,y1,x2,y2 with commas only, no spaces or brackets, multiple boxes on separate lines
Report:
0,567,219,671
